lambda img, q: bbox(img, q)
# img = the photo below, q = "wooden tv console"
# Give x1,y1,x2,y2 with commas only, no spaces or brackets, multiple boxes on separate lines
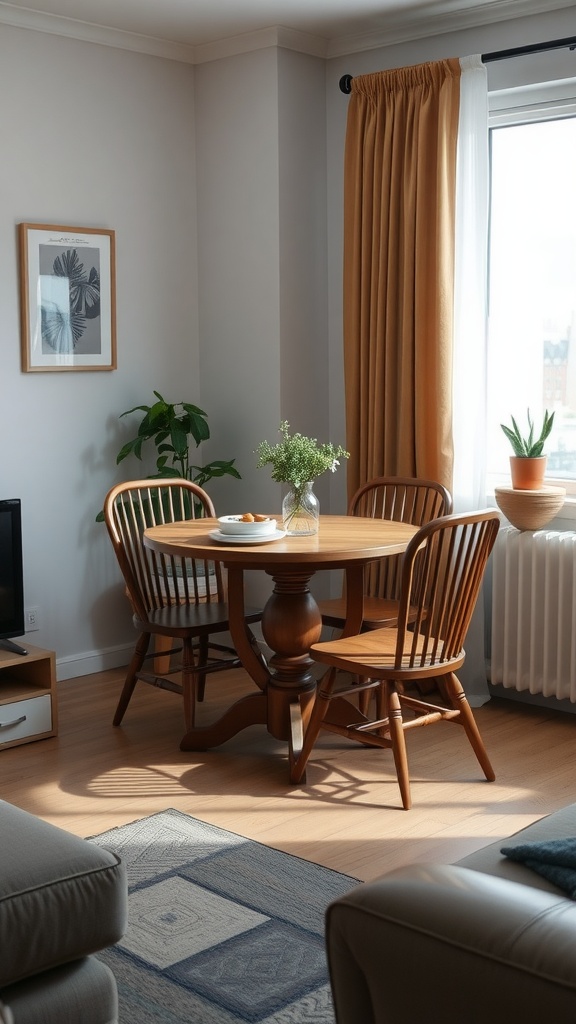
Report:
0,644,57,749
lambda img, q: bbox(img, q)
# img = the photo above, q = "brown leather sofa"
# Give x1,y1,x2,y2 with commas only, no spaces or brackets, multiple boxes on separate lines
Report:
326,803,576,1024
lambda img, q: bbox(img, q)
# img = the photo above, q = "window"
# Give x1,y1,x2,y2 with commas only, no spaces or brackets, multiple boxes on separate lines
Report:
487,87,576,496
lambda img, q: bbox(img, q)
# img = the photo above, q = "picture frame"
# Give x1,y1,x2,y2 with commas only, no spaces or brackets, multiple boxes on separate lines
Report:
18,223,116,372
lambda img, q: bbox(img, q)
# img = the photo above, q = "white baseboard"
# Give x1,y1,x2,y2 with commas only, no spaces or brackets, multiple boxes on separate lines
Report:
56,644,134,681
55,624,269,682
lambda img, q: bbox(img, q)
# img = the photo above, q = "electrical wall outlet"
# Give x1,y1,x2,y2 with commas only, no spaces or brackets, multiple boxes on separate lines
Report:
25,606,40,632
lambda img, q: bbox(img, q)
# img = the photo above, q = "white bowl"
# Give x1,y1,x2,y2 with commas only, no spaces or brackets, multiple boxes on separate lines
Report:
218,515,276,536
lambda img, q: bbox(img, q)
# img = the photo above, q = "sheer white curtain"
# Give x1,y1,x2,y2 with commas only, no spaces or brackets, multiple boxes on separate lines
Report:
453,55,491,704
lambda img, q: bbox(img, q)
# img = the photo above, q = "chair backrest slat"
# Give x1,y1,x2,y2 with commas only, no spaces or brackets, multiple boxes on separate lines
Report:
104,479,224,619
395,509,500,670
350,477,452,602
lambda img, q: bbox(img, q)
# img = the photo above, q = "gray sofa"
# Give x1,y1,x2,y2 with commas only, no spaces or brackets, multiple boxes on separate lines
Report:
0,800,127,1024
326,802,576,1024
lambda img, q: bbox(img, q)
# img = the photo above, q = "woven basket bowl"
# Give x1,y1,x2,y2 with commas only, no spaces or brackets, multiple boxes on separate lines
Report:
494,485,566,531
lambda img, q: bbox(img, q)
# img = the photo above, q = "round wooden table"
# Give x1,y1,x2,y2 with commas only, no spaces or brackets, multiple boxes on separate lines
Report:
144,514,417,778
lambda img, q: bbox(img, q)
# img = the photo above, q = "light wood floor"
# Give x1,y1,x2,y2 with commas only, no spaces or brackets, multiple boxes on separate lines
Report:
3,665,576,881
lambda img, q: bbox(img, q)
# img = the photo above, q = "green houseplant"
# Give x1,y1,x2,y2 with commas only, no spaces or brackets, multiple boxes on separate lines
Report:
96,391,240,521
500,408,555,491
255,421,349,534
500,408,555,458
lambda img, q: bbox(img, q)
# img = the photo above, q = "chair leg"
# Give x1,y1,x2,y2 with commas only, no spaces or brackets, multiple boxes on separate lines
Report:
153,635,174,675
196,634,209,703
376,680,388,722
290,668,337,784
357,675,372,715
113,632,150,726
387,684,412,810
182,637,197,732
444,672,496,782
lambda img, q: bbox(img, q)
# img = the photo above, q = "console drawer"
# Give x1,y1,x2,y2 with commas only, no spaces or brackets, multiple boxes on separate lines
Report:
0,694,53,746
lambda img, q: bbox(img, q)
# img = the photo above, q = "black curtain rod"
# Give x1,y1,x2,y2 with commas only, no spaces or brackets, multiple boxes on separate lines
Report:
338,35,576,93
482,34,576,63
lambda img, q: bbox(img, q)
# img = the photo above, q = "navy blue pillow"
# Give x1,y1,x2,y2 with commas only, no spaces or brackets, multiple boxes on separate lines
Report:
501,837,576,898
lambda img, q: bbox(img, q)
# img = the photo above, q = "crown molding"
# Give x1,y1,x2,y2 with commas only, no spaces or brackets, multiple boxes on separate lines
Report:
0,2,198,62
0,3,327,62
0,0,573,65
326,0,576,58
192,26,328,65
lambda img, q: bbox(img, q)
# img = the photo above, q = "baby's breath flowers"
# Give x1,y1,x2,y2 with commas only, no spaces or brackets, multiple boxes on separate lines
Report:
255,421,349,487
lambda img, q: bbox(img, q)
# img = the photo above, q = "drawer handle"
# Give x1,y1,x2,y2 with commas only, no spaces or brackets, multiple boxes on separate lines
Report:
0,715,27,729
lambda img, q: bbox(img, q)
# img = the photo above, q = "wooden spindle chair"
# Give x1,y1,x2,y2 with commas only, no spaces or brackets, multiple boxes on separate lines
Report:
103,479,262,734
292,509,500,809
319,476,452,632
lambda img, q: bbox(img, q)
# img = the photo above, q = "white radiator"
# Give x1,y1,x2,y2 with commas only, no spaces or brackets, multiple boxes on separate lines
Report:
490,526,576,702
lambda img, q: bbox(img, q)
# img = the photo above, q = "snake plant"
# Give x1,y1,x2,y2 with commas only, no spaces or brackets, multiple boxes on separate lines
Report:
501,409,555,458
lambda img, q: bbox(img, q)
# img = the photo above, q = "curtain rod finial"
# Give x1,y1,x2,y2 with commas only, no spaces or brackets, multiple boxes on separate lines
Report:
339,74,353,94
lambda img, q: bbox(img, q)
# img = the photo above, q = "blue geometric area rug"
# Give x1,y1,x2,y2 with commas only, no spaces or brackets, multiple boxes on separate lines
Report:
90,809,359,1023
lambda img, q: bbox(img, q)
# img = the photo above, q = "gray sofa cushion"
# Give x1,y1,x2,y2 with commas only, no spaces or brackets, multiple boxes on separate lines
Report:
0,801,127,987
1,958,118,1024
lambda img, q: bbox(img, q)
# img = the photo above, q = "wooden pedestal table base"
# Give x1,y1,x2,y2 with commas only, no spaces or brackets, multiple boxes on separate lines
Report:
179,564,340,776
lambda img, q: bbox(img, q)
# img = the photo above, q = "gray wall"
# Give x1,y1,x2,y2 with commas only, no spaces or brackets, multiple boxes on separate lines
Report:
1,6,574,678
195,45,330,516
0,24,198,675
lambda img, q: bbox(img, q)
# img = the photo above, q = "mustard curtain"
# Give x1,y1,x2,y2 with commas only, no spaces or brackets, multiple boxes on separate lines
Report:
343,59,461,500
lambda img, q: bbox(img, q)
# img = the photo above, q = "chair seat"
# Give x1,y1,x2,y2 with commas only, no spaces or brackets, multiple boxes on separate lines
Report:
311,627,465,680
136,603,261,637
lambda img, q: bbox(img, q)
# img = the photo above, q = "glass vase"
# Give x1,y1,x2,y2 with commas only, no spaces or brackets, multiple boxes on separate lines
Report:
282,482,320,535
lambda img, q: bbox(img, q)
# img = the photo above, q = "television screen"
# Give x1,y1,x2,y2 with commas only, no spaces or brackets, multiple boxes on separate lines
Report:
0,499,25,644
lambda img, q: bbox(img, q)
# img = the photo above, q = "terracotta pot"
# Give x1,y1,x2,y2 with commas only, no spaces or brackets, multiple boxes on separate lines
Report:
509,455,547,490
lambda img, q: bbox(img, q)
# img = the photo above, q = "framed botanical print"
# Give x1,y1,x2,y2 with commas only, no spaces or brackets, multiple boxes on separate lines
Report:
19,223,116,372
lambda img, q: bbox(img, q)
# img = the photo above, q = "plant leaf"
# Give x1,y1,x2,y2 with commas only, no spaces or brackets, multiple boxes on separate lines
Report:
502,409,555,457
182,405,210,446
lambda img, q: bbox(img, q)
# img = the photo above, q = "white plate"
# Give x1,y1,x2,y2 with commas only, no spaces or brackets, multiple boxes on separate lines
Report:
217,515,277,536
209,529,286,545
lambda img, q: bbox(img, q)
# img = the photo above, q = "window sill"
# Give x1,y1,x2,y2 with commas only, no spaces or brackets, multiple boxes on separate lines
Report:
548,497,576,524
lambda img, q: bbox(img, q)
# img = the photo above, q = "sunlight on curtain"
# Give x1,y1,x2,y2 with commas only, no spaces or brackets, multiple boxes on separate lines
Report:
452,55,491,703
342,56,491,703
343,60,461,501
453,55,489,510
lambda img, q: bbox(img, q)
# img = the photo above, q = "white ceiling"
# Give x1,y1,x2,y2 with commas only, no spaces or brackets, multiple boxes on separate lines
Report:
0,0,572,61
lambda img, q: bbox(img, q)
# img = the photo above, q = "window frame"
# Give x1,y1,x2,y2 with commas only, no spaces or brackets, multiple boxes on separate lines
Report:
487,78,576,509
